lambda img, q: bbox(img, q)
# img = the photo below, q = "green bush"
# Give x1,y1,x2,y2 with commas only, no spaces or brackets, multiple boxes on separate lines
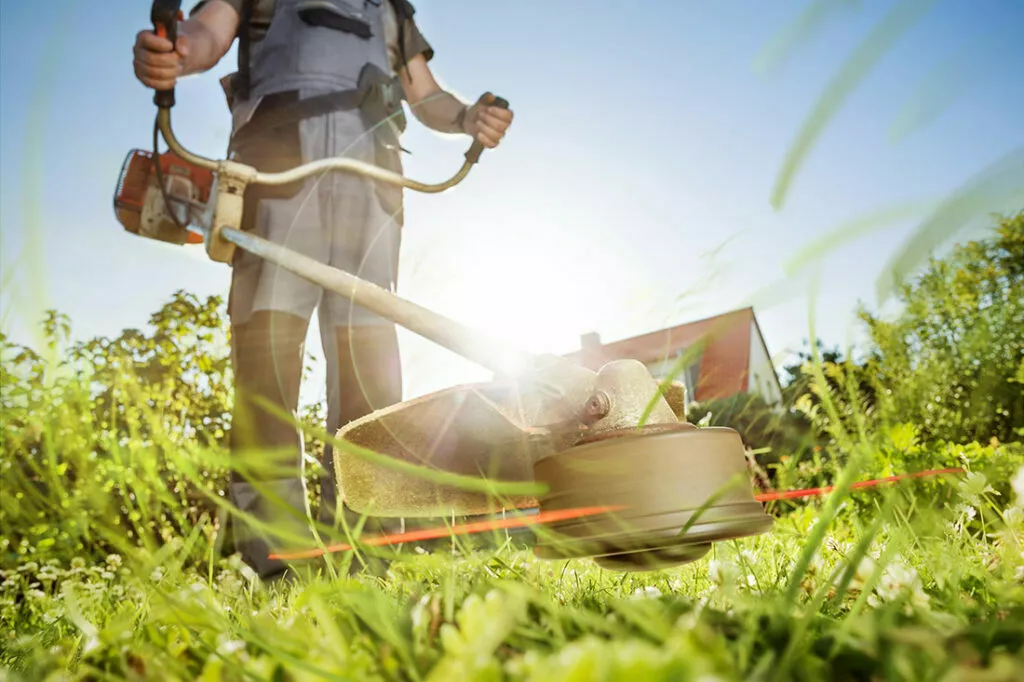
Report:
760,213,1024,498
0,293,327,572
857,212,1024,445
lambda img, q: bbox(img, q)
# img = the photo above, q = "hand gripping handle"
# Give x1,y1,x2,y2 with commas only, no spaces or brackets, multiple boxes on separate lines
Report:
151,0,184,109
464,96,510,164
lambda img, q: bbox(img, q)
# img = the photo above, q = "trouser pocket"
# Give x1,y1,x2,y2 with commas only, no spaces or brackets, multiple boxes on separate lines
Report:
231,93,307,240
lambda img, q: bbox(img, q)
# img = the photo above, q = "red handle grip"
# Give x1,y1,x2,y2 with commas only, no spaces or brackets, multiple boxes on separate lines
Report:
151,0,184,108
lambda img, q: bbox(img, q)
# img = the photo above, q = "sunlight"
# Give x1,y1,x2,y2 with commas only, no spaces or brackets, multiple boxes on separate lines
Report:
393,214,653,397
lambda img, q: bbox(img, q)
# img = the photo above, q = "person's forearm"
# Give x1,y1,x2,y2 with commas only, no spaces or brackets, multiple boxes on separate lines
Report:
408,89,469,135
180,19,230,76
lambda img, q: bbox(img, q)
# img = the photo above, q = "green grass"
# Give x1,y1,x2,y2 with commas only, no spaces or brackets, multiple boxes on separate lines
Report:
2,431,1023,680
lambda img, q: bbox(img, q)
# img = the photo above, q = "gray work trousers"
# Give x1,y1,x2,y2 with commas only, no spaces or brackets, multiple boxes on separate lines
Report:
225,92,404,579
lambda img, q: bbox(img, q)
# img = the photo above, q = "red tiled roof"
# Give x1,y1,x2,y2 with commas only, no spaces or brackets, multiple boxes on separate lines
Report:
565,307,754,366
564,307,758,402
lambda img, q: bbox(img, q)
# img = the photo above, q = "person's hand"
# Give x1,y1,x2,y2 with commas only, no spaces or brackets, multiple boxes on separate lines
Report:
133,28,190,90
462,92,514,148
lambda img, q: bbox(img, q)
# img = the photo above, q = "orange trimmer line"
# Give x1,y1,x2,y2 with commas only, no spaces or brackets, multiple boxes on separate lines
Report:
753,466,966,501
269,505,627,561
268,467,966,561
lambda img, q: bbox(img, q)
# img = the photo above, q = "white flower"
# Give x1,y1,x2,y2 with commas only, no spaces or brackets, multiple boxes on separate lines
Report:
82,635,100,654
708,560,738,587
854,555,875,583
632,586,662,599
1004,506,1024,531
216,636,246,656
871,560,930,613
875,562,913,599
950,504,978,534
1011,466,1024,508
410,595,430,632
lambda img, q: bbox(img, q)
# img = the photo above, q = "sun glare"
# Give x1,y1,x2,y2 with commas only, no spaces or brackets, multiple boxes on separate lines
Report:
393,216,658,398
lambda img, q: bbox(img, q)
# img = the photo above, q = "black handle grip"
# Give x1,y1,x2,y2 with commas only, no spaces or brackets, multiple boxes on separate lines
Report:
151,0,183,109
464,96,510,165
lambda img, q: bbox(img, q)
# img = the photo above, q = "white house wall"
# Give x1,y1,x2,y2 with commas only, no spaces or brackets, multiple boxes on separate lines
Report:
644,353,700,404
747,320,783,405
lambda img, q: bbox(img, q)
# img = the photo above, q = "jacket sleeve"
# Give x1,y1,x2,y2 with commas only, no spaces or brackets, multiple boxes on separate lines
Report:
401,17,433,63
393,0,434,65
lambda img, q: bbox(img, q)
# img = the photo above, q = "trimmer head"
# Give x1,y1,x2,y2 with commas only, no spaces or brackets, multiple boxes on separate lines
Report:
532,425,774,571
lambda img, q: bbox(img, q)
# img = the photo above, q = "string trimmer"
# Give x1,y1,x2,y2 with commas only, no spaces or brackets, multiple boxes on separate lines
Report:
112,0,774,571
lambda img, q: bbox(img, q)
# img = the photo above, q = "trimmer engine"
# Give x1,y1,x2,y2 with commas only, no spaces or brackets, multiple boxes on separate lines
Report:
113,149,213,246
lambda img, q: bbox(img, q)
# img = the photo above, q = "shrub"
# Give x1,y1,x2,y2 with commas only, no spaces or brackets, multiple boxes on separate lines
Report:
856,212,1023,445
0,293,327,571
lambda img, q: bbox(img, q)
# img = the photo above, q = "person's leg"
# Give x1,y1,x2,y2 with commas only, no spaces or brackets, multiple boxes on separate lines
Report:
318,319,404,529
316,107,408,554
224,101,326,581
228,309,314,581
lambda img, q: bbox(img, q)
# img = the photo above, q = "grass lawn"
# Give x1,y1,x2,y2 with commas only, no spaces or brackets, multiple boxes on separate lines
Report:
3,448,1023,681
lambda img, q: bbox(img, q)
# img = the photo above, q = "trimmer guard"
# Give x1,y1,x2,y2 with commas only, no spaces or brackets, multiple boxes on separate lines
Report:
334,376,692,519
335,381,552,517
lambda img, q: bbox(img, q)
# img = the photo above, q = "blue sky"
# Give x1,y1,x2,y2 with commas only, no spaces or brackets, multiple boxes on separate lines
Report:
2,0,1022,405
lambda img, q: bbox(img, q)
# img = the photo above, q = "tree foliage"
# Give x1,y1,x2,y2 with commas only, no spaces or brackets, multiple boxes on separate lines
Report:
856,211,1024,445
689,212,1024,500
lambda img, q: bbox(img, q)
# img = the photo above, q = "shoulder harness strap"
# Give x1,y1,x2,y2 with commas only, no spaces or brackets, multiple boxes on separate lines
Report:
231,63,401,148
236,0,254,101
388,0,415,73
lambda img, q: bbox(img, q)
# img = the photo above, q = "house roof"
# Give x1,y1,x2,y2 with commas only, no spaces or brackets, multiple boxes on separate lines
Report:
564,307,757,370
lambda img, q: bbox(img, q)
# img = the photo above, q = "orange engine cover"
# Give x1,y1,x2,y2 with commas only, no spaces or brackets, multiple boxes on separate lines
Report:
113,149,214,245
